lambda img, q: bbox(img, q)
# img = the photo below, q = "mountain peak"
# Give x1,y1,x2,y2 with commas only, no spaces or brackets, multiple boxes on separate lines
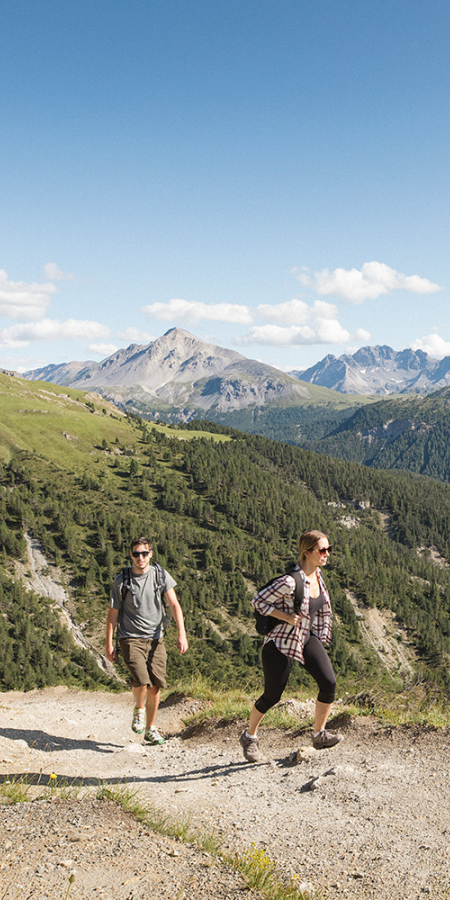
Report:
291,345,447,395
23,328,314,418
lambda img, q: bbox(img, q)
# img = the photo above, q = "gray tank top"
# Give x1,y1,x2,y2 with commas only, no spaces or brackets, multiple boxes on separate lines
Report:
309,589,326,626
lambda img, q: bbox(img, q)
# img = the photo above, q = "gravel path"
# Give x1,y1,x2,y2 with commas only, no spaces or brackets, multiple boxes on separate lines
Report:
1,687,449,900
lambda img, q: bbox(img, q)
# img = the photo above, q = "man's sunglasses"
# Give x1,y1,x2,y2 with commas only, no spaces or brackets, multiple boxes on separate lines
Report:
317,546,332,554
131,550,151,558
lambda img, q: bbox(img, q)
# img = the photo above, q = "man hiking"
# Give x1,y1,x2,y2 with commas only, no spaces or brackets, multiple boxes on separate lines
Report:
105,537,188,745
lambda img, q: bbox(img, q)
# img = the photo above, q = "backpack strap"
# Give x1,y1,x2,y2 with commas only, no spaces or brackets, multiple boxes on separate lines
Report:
115,568,130,654
290,568,304,614
284,567,304,637
120,567,132,605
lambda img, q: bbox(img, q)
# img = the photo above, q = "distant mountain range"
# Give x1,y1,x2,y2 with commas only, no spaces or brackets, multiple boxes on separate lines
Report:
291,345,450,395
23,327,347,422
18,330,450,483
24,334,450,409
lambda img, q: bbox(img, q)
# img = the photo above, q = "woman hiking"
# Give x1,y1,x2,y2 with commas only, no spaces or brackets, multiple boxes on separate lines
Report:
240,530,342,762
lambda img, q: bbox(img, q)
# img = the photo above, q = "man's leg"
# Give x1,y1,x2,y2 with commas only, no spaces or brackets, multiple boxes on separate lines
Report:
145,685,161,729
130,685,147,732
132,684,147,711
120,640,150,733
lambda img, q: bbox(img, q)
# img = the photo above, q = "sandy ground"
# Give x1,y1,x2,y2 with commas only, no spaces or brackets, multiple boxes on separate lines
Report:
1,687,450,900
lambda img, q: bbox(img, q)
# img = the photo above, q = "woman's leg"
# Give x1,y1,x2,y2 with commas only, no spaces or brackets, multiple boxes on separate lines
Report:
314,700,333,733
302,635,341,746
247,705,265,737
251,640,293,732
240,642,292,761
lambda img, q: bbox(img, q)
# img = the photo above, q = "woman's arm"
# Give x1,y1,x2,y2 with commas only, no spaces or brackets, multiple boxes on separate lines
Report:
252,574,301,627
265,607,300,627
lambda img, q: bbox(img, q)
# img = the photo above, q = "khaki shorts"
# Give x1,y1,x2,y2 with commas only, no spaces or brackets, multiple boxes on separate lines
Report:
119,638,167,689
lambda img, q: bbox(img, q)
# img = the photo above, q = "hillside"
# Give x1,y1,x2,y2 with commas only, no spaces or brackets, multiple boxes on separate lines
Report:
2,371,450,699
300,387,450,483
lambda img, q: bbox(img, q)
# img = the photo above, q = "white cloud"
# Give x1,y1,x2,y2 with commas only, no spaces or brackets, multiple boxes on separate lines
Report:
117,327,155,345
238,319,350,347
0,355,41,373
0,268,57,320
89,342,119,357
410,333,450,359
0,318,111,348
353,328,372,342
42,263,76,281
297,261,442,304
143,298,253,325
256,298,338,324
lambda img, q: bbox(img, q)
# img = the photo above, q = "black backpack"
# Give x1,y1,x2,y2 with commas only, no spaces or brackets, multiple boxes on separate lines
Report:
254,567,304,635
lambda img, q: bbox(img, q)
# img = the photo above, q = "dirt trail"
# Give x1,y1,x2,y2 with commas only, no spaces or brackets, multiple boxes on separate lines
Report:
1,687,450,900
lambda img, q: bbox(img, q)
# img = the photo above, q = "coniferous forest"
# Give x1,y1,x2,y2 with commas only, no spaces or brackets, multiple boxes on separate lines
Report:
1,372,450,698
233,387,450,485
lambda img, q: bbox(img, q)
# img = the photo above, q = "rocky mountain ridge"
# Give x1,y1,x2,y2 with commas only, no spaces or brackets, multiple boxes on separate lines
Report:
292,344,450,394
23,331,450,436
23,327,326,421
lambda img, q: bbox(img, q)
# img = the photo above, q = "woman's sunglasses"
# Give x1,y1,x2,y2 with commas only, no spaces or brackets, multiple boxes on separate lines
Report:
317,546,332,554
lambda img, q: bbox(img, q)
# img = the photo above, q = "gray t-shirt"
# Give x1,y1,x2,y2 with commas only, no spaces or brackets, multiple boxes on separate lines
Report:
111,565,176,640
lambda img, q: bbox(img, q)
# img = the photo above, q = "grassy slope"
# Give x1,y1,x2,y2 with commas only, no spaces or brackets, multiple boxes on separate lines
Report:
0,374,230,464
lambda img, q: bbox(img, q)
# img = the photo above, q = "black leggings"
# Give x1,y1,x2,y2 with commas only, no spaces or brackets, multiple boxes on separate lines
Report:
254,635,336,715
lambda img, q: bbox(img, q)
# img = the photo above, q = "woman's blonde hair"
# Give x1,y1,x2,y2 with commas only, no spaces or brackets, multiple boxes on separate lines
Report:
298,530,328,564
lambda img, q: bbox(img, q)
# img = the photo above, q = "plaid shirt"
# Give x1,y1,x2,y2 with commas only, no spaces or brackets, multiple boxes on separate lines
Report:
252,565,333,665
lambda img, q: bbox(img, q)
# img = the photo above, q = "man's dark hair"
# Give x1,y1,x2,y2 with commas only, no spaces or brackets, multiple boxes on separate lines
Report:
130,537,153,551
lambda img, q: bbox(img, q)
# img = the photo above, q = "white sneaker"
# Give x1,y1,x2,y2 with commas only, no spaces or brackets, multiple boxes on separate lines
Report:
131,707,145,734
144,726,165,745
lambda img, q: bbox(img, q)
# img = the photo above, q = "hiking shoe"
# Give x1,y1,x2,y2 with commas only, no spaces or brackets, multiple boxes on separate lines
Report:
312,729,342,750
239,730,261,763
144,726,165,745
131,707,146,734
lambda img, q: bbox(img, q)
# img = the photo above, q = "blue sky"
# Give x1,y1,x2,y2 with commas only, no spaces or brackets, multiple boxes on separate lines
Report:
1,0,448,374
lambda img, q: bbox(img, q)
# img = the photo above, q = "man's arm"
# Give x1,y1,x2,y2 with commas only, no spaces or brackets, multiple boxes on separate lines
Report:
105,607,119,662
164,588,188,654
